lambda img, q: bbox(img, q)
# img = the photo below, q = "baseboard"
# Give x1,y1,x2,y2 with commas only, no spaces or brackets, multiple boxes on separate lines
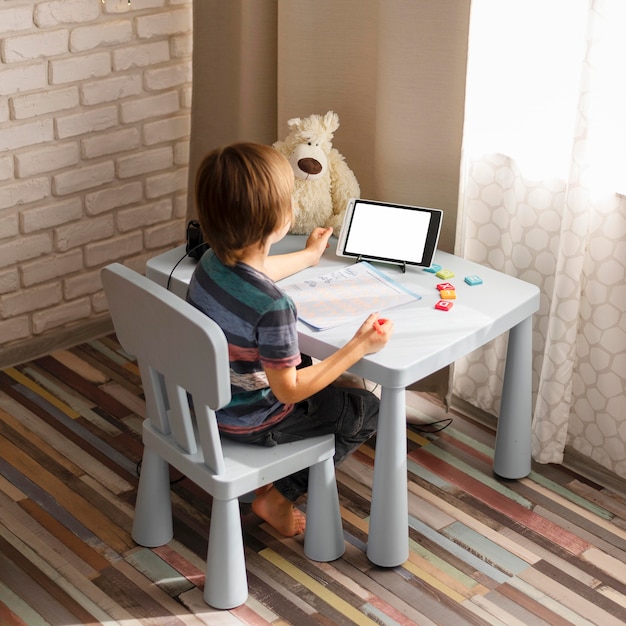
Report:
449,395,498,430
562,447,626,497
449,394,625,497
0,318,114,370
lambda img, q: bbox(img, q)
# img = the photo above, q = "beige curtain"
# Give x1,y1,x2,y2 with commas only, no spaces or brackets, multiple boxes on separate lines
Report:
188,0,471,399
187,1,280,180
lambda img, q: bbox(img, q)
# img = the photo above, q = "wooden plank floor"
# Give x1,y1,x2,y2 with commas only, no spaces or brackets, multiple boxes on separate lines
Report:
1,335,626,625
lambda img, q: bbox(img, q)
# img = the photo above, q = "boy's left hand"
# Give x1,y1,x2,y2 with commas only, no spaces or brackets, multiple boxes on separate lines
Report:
305,227,333,265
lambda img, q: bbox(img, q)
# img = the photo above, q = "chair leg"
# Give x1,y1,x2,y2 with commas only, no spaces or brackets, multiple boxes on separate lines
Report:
304,457,345,562
131,447,173,547
204,498,248,609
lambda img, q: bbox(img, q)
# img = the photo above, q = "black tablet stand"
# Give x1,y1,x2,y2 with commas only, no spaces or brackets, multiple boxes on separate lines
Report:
356,255,407,273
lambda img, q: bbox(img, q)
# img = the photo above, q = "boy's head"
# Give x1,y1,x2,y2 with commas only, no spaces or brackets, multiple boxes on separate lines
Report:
195,142,294,266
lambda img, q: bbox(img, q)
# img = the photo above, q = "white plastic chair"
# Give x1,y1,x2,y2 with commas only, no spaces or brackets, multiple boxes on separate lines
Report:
101,263,344,609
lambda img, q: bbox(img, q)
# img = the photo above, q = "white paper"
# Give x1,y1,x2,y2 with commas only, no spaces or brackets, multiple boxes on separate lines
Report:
281,262,422,330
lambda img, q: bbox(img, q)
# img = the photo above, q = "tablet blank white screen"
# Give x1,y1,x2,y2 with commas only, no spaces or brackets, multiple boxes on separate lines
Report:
344,202,431,264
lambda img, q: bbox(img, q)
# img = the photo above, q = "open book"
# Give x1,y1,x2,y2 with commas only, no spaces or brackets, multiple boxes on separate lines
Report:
280,261,422,331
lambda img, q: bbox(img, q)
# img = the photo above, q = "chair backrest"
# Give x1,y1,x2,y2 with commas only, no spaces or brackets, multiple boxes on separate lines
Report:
101,263,232,474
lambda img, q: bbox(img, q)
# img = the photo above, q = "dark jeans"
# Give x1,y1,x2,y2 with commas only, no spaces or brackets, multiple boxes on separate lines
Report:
225,384,379,502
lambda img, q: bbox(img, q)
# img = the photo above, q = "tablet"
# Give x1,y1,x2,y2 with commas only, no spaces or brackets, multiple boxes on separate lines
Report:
336,198,443,269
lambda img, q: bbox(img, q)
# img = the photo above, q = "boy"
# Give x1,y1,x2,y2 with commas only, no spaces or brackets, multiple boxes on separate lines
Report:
187,143,393,537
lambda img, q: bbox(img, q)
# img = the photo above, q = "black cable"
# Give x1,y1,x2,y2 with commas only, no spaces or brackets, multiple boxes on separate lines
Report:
408,417,453,434
165,244,204,291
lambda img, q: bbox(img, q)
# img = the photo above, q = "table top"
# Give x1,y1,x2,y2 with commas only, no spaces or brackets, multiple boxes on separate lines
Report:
147,236,540,388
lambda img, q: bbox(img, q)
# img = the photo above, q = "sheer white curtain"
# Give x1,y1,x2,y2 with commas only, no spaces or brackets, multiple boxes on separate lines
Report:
455,0,626,475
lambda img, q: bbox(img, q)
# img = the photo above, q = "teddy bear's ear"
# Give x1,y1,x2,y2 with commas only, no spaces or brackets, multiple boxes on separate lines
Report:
323,111,340,132
287,117,302,130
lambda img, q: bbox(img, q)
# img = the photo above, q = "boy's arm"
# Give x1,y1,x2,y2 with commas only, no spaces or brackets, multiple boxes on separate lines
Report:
265,227,333,281
265,313,393,404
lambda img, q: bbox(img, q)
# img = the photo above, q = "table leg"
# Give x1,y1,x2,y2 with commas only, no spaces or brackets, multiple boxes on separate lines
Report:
493,315,533,478
367,386,409,567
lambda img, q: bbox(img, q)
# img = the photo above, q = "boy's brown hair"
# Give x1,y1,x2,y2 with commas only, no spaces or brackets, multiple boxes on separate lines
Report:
195,142,294,266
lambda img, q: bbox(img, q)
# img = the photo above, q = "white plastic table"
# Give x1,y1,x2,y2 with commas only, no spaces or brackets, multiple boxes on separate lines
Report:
146,236,540,567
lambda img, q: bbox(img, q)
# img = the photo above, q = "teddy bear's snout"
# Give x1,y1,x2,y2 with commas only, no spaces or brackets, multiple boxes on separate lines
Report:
288,142,328,180
298,158,323,176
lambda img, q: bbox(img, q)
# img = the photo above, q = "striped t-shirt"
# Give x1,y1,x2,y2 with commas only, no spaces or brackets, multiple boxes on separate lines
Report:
186,250,301,434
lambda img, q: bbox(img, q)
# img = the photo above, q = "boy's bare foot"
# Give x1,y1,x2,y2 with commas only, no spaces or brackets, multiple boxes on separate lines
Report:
255,483,272,496
251,485,306,537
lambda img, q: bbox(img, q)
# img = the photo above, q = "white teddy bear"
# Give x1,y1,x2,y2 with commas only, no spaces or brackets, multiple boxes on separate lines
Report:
273,111,360,235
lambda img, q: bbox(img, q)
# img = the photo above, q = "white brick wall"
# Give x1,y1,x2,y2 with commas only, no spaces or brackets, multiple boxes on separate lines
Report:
0,0,192,361
12,86,79,119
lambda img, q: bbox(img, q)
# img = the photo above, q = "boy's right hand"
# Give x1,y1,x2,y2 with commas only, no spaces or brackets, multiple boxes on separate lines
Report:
304,227,333,266
267,312,393,404
354,312,393,354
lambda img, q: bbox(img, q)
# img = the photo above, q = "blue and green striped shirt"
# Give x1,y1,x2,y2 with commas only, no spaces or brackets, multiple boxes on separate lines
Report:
187,250,301,434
